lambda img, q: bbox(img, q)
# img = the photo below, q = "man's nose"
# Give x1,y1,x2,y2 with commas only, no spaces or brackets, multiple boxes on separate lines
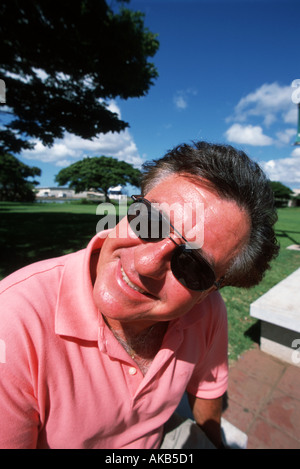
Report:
133,238,176,280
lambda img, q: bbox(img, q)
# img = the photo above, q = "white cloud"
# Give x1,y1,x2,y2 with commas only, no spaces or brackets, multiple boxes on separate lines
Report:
21,101,143,169
173,88,198,110
276,128,296,145
224,82,300,186
225,81,298,147
260,150,300,186
225,123,274,146
283,107,298,124
228,82,296,126
291,146,300,158
174,95,187,109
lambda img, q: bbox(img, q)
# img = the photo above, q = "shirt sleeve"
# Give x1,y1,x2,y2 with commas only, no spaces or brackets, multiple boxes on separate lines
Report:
0,287,40,448
186,292,228,399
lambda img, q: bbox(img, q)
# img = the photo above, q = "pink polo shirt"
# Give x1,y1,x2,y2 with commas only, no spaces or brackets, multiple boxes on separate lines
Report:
0,233,228,449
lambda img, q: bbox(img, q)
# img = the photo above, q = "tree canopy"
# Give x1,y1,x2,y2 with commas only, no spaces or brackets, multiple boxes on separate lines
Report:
269,181,293,199
0,0,159,154
0,154,41,202
269,181,293,207
55,156,141,201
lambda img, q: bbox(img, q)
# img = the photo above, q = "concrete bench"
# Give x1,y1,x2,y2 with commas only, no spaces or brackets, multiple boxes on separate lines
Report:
250,268,300,366
177,392,248,449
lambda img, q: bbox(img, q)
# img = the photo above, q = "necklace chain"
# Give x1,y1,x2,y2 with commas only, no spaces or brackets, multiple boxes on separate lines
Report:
111,324,157,359
102,315,168,361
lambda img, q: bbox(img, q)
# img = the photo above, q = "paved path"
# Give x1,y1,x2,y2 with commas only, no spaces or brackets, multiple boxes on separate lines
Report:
223,345,300,449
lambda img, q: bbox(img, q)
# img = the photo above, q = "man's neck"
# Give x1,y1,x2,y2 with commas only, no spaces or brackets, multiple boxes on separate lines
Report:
103,315,161,339
102,315,169,374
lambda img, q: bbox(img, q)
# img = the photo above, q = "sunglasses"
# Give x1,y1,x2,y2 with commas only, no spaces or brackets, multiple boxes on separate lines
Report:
127,196,223,291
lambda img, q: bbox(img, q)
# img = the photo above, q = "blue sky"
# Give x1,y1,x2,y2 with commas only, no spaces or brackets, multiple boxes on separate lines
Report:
16,0,300,189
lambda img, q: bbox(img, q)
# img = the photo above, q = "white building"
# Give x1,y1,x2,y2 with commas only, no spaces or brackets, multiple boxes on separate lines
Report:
288,189,300,207
35,186,127,201
35,187,104,200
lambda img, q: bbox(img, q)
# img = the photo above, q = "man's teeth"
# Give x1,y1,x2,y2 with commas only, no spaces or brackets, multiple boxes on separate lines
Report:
121,266,146,294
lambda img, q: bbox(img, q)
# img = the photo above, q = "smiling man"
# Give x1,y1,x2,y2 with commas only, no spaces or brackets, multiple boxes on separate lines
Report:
0,142,279,449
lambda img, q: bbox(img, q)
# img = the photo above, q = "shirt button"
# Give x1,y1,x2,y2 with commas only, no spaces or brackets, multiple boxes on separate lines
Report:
129,367,137,375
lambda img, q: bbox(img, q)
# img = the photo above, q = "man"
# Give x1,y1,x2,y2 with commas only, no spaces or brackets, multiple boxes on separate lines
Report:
0,142,278,449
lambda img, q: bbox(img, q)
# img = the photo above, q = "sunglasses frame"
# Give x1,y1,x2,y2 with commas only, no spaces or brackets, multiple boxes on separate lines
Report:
128,195,224,291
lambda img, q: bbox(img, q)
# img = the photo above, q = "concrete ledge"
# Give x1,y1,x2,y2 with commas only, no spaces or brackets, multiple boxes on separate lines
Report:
260,336,298,365
177,392,248,448
221,417,248,449
250,268,300,364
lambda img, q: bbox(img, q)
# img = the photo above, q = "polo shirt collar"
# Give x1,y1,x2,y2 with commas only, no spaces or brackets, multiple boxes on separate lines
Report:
55,233,108,341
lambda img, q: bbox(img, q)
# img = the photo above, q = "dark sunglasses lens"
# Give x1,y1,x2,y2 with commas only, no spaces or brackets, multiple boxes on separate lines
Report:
127,201,170,240
171,245,216,291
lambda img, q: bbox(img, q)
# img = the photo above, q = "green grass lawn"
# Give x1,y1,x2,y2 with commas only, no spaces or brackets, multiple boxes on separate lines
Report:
1,201,299,362
223,207,300,362
0,200,127,279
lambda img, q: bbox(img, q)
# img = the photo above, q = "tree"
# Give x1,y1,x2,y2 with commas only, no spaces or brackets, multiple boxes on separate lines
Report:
269,181,293,207
0,0,159,154
0,154,41,201
55,156,141,201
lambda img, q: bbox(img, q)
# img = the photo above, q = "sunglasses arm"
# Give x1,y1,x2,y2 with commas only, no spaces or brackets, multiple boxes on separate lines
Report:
214,277,225,290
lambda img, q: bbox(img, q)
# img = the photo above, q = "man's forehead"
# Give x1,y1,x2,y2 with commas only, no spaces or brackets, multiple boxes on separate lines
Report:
145,174,220,208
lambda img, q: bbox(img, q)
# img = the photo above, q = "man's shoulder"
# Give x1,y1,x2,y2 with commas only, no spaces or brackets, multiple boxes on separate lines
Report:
0,250,87,318
0,251,86,342
0,255,68,296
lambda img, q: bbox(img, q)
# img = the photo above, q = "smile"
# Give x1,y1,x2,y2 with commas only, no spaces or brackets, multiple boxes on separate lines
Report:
121,266,146,295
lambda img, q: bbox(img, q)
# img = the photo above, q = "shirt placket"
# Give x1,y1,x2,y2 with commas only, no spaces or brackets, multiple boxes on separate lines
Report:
98,324,144,398
131,322,184,403
97,320,184,403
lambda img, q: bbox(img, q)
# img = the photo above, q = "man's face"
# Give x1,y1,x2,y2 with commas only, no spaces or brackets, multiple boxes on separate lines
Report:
93,174,250,326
